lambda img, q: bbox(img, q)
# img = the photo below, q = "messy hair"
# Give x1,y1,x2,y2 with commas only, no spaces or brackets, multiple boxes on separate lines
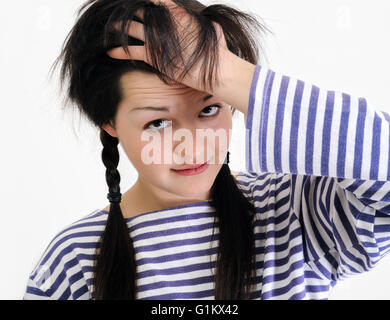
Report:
52,0,271,299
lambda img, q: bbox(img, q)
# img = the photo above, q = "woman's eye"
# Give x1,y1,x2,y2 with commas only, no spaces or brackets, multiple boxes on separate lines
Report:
144,105,221,131
199,104,222,117
144,119,172,131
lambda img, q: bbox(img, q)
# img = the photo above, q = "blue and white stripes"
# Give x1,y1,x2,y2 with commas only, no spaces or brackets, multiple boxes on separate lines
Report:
246,64,390,182
246,64,390,288
24,64,390,300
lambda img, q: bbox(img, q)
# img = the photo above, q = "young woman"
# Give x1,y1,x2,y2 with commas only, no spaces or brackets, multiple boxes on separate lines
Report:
24,0,390,300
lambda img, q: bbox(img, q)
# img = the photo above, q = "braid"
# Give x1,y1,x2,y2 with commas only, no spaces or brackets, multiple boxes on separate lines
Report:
210,158,257,299
92,129,137,299
101,130,121,194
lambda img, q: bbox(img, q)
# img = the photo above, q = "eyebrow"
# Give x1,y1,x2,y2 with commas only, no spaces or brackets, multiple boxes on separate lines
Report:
129,94,214,112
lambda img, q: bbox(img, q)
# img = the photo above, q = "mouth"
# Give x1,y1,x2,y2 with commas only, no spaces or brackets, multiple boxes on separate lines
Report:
170,162,209,176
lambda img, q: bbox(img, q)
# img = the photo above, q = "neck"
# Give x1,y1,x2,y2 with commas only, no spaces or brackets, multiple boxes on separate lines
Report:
119,176,211,218
137,176,210,207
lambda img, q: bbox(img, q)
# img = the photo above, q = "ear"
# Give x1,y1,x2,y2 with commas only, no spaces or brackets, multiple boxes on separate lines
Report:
101,121,119,138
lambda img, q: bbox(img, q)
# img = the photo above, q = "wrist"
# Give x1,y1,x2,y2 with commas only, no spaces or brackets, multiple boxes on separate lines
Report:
212,50,257,116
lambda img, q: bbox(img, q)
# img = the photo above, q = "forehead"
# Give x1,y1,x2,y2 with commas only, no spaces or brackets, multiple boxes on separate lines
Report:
119,71,202,101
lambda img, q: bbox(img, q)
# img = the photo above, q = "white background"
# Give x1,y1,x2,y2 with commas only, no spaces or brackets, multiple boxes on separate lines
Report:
0,0,389,299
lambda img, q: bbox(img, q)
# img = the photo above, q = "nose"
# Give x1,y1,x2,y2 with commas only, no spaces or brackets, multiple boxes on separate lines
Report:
171,125,209,165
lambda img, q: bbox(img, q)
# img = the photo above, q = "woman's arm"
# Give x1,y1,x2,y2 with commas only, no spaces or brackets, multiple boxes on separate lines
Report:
210,49,257,116
240,62,390,281
244,63,390,185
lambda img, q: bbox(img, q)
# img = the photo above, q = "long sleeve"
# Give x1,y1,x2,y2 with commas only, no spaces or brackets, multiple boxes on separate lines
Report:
245,64,390,282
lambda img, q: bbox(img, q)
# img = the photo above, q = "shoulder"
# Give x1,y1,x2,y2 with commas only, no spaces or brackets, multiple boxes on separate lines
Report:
232,171,293,213
235,170,292,192
231,170,239,180
23,209,108,300
42,209,108,254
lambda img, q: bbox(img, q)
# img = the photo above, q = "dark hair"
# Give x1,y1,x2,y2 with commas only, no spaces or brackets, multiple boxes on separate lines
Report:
51,0,271,300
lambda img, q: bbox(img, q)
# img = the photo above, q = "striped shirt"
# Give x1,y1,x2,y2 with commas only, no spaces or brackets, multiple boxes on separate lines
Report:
23,64,390,300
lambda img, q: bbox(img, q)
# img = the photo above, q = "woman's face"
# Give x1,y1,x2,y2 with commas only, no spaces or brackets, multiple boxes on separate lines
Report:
102,71,232,202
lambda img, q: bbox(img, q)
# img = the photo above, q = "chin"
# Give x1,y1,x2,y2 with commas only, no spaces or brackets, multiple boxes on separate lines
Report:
170,181,212,199
175,186,210,198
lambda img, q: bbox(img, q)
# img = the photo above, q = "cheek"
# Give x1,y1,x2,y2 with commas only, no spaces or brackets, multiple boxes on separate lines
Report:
118,128,148,169
122,130,171,172
209,109,232,159
221,111,233,144
216,106,233,132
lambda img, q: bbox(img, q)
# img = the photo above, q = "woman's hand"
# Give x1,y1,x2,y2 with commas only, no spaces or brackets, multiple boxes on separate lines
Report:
106,0,230,92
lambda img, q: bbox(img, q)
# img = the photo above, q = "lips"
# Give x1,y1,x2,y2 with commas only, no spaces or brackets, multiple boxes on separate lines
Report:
171,162,209,176
172,163,206,171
